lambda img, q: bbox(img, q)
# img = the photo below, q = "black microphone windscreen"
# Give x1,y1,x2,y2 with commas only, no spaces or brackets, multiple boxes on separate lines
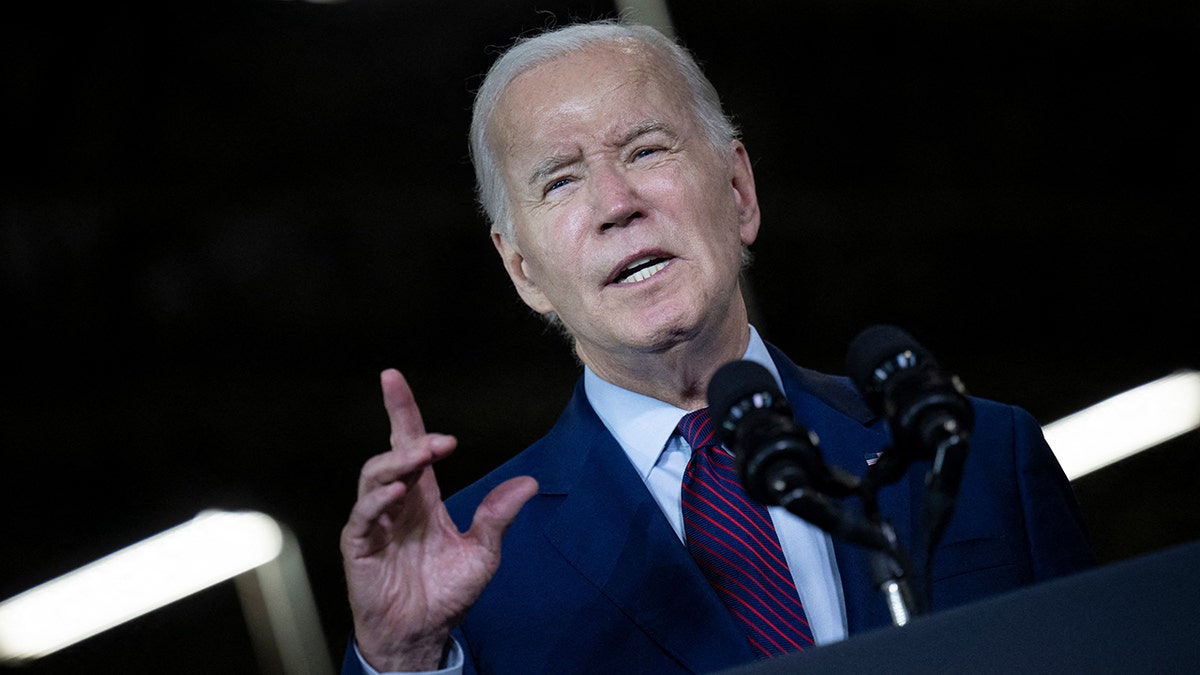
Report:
707,359,781,427
845,324,933,399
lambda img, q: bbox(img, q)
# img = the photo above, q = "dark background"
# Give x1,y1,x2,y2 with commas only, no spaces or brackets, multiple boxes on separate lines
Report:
2,1,1196,672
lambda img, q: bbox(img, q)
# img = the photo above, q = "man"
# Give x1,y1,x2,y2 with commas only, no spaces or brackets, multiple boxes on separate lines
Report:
339,19,1094,675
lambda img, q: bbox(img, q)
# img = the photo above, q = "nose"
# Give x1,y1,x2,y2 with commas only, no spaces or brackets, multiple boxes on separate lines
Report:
590,164,644,231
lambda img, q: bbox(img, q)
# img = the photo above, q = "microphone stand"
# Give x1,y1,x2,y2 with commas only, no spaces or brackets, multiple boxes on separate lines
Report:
857,479,923,627
766,464,923,628
918,424,971,608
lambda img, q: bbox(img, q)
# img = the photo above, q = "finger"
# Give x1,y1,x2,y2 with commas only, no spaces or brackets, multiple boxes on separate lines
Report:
341,481,406,554
467,476,538,551
358,433,457,496
381,368,428,444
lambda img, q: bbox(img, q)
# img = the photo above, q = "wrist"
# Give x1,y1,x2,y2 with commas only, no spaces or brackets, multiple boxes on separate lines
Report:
355,630,452,672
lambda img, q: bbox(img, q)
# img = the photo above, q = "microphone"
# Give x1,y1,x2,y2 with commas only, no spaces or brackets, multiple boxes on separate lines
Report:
711,358,923,621
707,360,877,547
845,324,973,550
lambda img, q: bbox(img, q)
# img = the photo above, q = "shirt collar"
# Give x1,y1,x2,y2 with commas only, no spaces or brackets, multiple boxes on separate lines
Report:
582,325,785,480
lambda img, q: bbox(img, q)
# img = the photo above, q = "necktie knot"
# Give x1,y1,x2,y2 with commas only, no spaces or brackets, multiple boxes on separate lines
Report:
678,407,719,452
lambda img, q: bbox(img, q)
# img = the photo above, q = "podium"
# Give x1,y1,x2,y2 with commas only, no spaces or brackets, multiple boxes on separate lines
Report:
720,538,1200,673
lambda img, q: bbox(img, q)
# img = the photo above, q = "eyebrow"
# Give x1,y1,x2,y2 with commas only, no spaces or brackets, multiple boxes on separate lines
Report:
618,119,672,147
528,152,582,189
525,119,677,189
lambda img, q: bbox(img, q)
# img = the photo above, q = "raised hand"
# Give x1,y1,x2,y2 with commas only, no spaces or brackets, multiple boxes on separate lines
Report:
340,369,538,671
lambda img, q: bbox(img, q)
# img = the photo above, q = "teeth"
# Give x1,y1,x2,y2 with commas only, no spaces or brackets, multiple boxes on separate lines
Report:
618,258,668,284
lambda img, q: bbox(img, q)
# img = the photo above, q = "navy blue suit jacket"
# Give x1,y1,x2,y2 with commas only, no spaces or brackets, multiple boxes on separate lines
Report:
343,343,1094,674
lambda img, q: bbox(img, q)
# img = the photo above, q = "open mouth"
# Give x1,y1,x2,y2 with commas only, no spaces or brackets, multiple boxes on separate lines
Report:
613,255,671,284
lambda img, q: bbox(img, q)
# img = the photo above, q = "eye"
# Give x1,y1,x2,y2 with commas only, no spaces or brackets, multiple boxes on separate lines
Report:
632,146,662,161
545,176,572,194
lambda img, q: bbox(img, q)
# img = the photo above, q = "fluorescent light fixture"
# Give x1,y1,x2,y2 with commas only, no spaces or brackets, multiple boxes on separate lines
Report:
614,0,676,38
0,510,284,662
1044,370,1200,481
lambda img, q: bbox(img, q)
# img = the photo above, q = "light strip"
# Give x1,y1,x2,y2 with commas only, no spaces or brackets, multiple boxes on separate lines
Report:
0,510,284,662
613,0,676,38
1044,370,1200,481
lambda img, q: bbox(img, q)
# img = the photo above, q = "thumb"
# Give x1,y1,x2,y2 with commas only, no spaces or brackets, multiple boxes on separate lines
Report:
468,476,538,550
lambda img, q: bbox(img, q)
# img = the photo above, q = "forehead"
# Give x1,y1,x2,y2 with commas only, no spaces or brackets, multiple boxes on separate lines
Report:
488,41,695,160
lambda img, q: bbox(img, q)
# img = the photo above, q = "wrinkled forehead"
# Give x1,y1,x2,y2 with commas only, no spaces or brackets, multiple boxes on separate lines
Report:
487,40,693,153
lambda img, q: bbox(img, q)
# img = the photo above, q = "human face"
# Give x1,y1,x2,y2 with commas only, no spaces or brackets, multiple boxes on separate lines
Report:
489,40,760,371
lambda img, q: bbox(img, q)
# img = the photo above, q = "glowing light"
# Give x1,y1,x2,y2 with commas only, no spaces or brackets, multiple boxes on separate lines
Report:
1044,370,1200,481
0,510,284,662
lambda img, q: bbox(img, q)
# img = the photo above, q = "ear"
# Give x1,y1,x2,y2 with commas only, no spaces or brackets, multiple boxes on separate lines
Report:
491,230,555,315
728,140,761,246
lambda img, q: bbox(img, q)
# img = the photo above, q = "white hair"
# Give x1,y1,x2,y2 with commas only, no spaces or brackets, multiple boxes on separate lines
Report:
468,19,739,241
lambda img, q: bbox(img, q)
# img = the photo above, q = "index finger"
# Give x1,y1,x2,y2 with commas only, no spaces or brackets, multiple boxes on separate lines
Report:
381,368,427,443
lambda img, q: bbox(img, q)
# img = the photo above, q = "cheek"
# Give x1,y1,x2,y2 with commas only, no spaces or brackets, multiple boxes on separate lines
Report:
519,212,592,278
664,163,726,214
518,239,577,294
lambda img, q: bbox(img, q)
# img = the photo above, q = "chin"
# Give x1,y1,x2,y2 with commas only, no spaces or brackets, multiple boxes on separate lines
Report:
627,318,706,354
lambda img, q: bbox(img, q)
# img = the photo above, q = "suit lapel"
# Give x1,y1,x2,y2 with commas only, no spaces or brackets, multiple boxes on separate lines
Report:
534,384,753,673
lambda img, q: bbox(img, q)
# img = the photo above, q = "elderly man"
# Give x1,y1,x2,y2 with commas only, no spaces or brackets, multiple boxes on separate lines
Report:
339,19,1093,675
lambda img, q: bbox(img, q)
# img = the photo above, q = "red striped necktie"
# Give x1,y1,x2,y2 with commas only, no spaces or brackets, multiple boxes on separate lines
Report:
678,407,816,658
